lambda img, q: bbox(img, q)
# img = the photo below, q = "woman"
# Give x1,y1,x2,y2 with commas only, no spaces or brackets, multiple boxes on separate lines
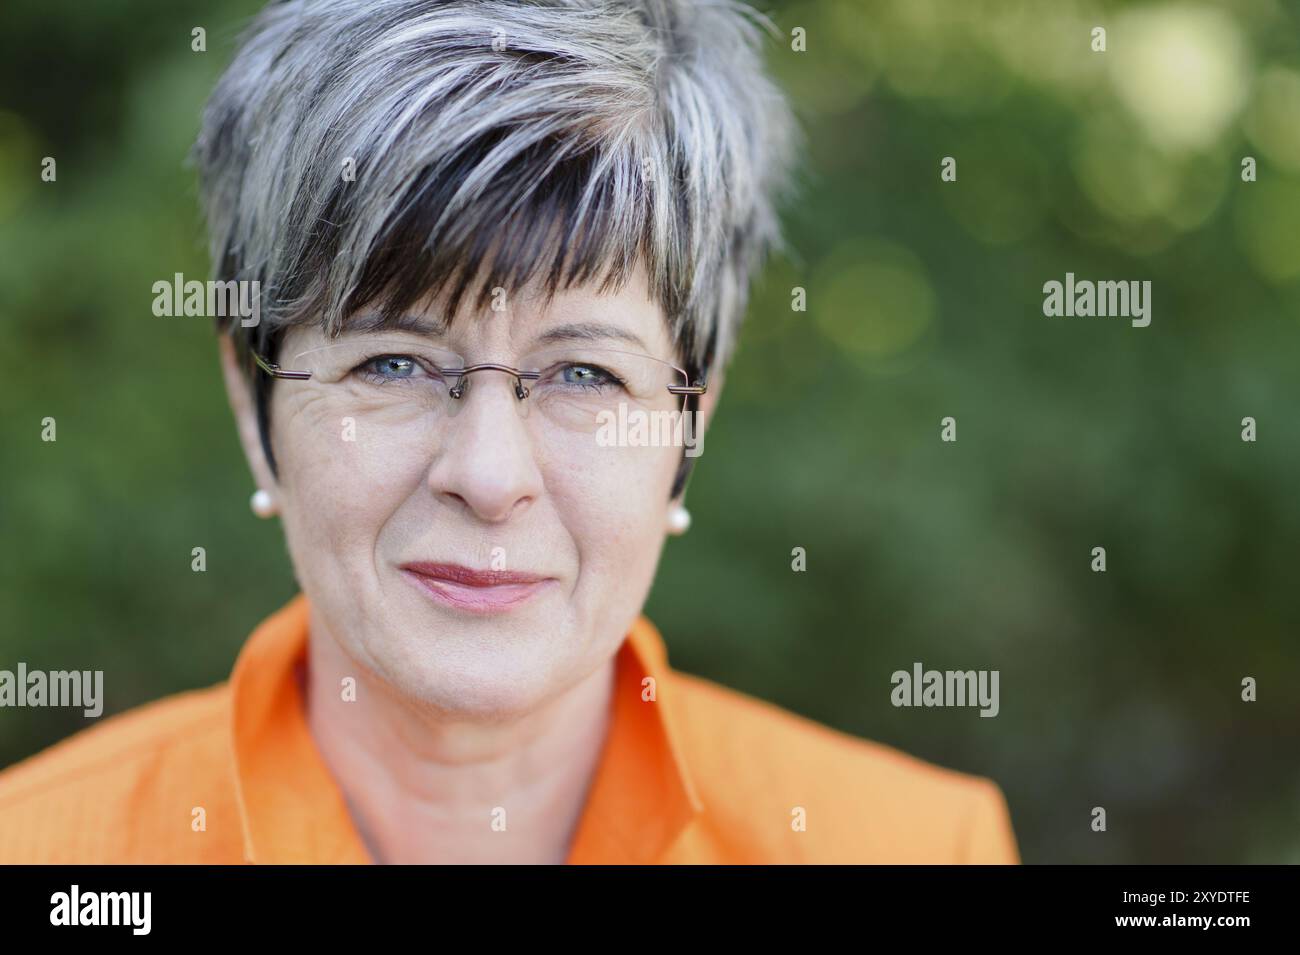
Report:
0,0,1018,864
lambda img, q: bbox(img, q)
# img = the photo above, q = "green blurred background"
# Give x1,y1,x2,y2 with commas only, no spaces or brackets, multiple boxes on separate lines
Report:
2,0,1298,863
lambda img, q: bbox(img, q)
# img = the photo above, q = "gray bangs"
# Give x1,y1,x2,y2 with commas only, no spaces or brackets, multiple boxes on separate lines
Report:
194,0,800,376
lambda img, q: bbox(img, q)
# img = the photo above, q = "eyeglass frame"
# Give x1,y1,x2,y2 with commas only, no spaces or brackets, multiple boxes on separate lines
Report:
246,334,711,500
249,348,708,400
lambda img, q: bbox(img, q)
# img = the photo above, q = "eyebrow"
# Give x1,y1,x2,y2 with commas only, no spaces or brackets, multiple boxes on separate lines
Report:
534,322,648,350
343,312,448,336
344,314,648,351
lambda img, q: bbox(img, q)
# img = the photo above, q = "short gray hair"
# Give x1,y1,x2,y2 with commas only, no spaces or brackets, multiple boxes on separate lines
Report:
194,0,799,488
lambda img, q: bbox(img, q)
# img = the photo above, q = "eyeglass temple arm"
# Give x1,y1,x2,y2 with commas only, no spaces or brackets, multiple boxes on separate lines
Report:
252,351,312,380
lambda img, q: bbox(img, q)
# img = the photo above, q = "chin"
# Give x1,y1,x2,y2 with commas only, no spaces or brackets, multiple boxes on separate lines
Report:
373,632,573,722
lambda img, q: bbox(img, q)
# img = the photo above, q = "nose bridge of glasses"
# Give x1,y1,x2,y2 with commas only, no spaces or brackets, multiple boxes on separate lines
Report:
447,362,541,401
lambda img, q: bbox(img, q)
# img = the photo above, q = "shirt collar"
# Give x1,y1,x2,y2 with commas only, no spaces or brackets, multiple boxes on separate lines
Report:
564,611,705,863
229,593,703,864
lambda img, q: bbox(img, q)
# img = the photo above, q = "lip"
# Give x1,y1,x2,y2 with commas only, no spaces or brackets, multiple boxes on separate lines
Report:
399,561,555,615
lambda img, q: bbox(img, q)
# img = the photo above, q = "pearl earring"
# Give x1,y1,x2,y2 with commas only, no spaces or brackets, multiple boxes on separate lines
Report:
250,488,278,519
667,504,691,535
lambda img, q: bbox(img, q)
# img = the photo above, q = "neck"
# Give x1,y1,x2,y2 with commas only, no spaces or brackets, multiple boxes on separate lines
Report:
303,618,617,864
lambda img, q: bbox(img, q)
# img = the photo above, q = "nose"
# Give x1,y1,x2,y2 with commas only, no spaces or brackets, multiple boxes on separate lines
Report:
425,369,544,524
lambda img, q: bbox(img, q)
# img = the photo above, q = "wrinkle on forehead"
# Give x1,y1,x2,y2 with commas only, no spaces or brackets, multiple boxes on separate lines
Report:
335,253,671,359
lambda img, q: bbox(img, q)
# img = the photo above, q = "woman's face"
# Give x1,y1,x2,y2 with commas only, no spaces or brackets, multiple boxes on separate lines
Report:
239,266,713,719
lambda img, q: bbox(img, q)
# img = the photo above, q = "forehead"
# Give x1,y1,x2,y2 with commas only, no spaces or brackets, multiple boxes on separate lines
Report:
284,258,673,357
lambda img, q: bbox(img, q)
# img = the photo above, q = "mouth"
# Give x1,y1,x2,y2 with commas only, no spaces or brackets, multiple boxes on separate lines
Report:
399,561,556,615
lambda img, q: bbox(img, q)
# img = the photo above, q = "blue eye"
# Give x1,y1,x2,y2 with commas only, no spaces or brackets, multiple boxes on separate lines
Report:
559,364,620,388
362,355,420,379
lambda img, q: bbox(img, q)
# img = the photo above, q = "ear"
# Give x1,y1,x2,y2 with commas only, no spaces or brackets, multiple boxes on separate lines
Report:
218,336,277,495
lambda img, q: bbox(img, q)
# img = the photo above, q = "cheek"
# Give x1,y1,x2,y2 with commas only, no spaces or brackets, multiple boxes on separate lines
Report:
271,396,423,575
549,444,678,598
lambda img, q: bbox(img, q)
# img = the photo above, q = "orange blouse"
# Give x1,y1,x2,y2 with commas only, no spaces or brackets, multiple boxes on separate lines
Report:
0,594,1019,864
